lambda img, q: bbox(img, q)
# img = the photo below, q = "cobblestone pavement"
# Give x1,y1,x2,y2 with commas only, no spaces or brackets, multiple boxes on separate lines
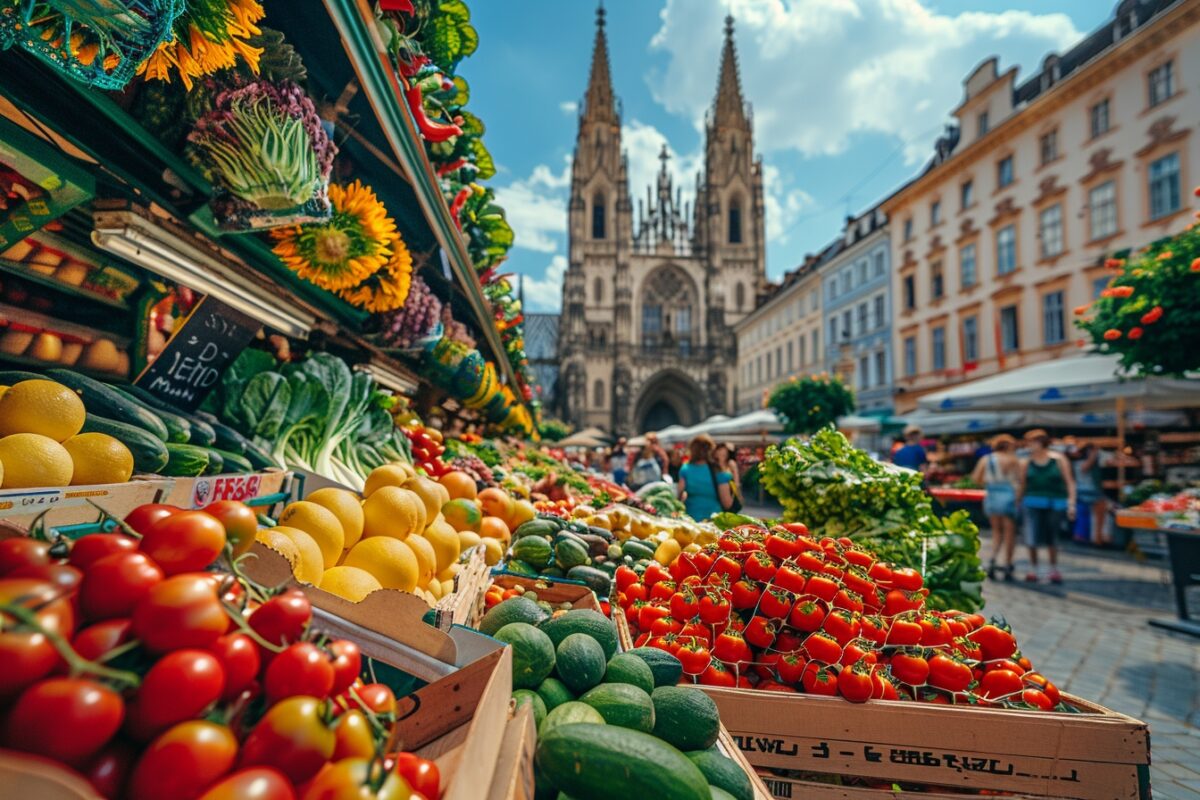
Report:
978,532,1200,800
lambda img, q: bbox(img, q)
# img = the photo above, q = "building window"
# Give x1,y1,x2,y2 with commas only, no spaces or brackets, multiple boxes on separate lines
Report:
592,193,606,239
1000,305,1020,353
1043,290,1065,345
858,356,869,389
841,310,852,341
873,251,885,277
787,340,793,372
775,347,782,377
593,379,605,407
1149,61,1174,107
593,277,604,303
960,180,974,210
811,330,819,361
874,351,887,387
960,243,977,288
997,155,1014,188
735,281,746,311
728,197,743,244
930,200,941,227
1092,276,1109,299
903,275,915,310
1149,153,1182,220
1089,180,1118,240
642,304,662,344
857,302,868,335
977,111,989,136
996,224,1017,275
1090,99,1110,139
873,294,885,329
1039,129,1058,165
1038,204,1064,259
932,327,946,371
798,335,806,366
903,336,917,377
903,218,913,242
809,290,818,312
931,261,944,300
963,316,979,363
756,356,762,384
841,268,852,294
829,317,838,345
855,260,867,284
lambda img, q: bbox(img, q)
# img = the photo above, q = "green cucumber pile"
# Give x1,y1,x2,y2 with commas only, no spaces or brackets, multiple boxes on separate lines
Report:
480,598,753,800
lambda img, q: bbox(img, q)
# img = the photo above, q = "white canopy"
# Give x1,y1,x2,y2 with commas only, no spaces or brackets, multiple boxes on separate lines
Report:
707,410,784,437
918,354,1200,412
900,407,1188,436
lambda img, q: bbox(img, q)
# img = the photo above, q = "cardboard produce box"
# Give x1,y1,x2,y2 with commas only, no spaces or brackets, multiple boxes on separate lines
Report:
0,478,173,529
163,468,293,513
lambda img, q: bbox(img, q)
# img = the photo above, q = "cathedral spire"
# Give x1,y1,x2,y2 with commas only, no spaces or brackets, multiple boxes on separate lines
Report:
712,15,748,128
583,3,617,123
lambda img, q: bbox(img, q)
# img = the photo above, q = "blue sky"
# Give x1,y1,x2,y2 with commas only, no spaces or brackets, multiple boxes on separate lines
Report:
463,1,1113,311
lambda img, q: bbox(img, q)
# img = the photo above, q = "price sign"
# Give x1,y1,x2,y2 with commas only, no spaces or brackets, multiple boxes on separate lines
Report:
134,295,261,411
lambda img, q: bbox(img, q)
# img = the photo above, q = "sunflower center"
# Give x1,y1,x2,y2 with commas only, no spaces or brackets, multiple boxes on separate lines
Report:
314,228,352,265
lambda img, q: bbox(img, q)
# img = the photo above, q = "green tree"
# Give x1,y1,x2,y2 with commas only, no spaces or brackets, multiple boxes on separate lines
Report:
768,374,856,435
538,418,572,442
1076,221,1200,375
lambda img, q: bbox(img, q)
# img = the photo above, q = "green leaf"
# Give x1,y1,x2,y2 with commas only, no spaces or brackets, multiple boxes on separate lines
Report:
457,23,479,58
471,137,495,179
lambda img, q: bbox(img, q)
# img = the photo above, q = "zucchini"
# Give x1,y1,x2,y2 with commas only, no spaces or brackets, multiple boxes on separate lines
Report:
241,441,276,470
124,386,218,447
108,385,190,443
194,411,248,454
162,443,210,477
202,448,224,475
46,369,170,441
0,370,47,385
212,448,253,474
81,414,170,473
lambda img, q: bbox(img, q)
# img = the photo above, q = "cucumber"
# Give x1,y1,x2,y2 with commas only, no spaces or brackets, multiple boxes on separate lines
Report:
194,411,248,455
162,443,210,477
566,566,612,599
241,441,276,470
686,749,753,800
0,370,47,384
621,540,655,561
122,385,218,446
651,686,720,751
46,369,170,441
108,385,190,443
202,448,224,475
80,414,170,473
535,723,710,800
212,448,253,474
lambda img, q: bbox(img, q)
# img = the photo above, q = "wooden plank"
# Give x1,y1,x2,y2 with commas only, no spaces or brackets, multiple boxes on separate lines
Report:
755,773,1042,800
486,704,537,800
717,726,775,800
0,478,172,527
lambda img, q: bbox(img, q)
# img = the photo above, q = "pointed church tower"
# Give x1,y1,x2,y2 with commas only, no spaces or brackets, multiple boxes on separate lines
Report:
700,15,766,325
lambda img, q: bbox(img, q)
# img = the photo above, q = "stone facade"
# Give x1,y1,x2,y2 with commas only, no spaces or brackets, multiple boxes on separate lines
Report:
557,11,766,434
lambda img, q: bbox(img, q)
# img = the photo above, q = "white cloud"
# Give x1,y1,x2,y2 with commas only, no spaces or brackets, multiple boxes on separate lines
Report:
559,101,579,115
762,163,814,241
648,0,1081,162
521,254,568,312
493,158,572,253
621,120,703,222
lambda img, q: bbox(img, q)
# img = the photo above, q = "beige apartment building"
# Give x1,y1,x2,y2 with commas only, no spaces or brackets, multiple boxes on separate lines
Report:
883,0,1200,413
734,248,828,414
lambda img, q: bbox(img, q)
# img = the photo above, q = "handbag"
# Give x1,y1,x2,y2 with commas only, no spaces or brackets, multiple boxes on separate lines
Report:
708,464,742,513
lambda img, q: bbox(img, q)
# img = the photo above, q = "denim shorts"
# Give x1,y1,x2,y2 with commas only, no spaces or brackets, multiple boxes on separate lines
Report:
983,484,1018,520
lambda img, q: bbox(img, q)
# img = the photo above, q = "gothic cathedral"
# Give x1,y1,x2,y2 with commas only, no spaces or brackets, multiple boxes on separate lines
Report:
558,10,766,435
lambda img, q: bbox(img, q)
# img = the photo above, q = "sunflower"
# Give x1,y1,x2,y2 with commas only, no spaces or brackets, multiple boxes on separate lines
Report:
271,181,399,292
139,0,266,90
339,235,414,313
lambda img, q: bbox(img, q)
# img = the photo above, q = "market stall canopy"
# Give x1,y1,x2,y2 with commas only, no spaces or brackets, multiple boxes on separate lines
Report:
572,427,613,444
555,431,608,448
707,410,784,438
901,407,1188,435
917,354,1200,412
654,415,732,444
836,415,883,432
649,424,688,444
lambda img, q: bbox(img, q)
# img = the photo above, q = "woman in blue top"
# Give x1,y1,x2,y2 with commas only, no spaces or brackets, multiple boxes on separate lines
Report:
676,434,733,521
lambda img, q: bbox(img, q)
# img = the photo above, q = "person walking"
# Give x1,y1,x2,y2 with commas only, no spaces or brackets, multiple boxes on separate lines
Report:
610,437,629,487
892,426,929,473
1016,429,1076,584
971,434,1021,581
1072,443,1109,546
676,434,733,521
667,448,683,483
628,443,664,490
713,442,743,513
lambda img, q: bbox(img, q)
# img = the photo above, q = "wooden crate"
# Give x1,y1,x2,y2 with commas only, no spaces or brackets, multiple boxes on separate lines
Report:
753,772,1040,800
488,572,605,615
0,478,172,528
433,544,491,628
487,703,538,800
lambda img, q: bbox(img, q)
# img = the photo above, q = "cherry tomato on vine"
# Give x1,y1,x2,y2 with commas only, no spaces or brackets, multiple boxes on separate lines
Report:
79,552,163,622
0,576,75,637
10,562,81,593
0,537,52,575
239,695,336,784
209,632,261,702
801,662,838,696
889,652,930,686
139,511,227,576
68,533,137,570
927,653,973,694
979,668,1024,701
838,662,875,703
303,757,413,800
332,710,375,760
132,573,229,653
83,739,136,799
125,504,181,536
266,642,336,704
197,767,296,800
3,678,125,766
71,618,134,663
249,590,312,647
336,682,397,717
0,628,58,700
127,720,238,799
390,752,440,799
125,649,225,742
203,501,259,558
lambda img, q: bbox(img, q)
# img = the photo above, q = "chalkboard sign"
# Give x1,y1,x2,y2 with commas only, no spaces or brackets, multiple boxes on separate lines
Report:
134,295,261,411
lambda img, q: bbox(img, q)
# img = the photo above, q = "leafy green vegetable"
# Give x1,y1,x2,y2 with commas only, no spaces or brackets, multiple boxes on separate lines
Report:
240,372,291,439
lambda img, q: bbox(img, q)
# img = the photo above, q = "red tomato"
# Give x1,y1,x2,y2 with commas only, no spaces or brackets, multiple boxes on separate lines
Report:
197,768,296,800
239,695,336,784
772,563,806,595
758,588,794,620
676,641,712,676
125,504,181,536
303,758,413,800
743,551,777,583
927,653,973,693
249,590,312,646
3,678,124,765
391,752,440,798
979,668,1024,701
729,579,762,611
0,537,52,575
668,590,698,622
804,574,839,603
871,668,900,701
697,592,731,626
79,552,164,622
838,663,874,703
890,567,924,592
743,615,777,650
890,652,930,686
68,533,137,570
787,600,826,633
332,710,375,760
0,628,59,699
127,720,238,799
764,531,801,561
202,501,258,557
327,640,362,695
336,683,397,717
860,615,888,645
132,573,229,653
970,624,1017,662
885,617,923,646
10,562,82,593
83,739,136,799
712,629,752,666
139,511,227,575
822,609,861,645
209,633,261,702
0,577,75,637
614,565,639,592
698,659,737,688
775,653,807,685
802,632,842,665
71,618,134,662
801,662,838,696
125,650,226,741
266,642,336,704
1021,688,1054,711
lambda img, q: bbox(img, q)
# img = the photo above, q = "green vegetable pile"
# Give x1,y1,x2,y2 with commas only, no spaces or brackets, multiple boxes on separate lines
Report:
759,428,985,611
200,349,411,489
637,484,686,517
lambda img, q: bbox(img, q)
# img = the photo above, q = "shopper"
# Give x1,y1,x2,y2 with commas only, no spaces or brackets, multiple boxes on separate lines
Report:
645,432,669,474
971,434,1021,581
713,442,743,513
610,437,629,487
1017,429,1076,584
667,448,683,482
628,443,664,489
892,426,929,473
1072,443,1109,546
676,434,733,520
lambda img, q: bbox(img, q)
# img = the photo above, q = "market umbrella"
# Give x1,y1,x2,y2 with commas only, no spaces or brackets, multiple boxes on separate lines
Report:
572,426,613,443
555,432,607,448
836,414,884,432
660,415,732,444
651,424,689,444
707,410,784,437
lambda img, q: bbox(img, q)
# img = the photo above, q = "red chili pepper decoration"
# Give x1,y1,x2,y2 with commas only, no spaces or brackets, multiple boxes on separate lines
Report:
403,84,462,143
436,158,469,177
380,0,415,12
449,187,472,231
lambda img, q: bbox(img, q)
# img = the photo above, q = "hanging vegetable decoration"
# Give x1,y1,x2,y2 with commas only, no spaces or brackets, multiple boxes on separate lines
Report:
0,0,184,90
337,236,414,313
271,180,398,291
139,0,265,90
188,79,336,229
379,274,441,349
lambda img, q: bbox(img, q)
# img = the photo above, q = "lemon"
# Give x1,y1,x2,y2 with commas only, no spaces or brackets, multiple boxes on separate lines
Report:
362,486,425,539
62,433,133,485
0,433,73,488
457,530,482,553
320,566,382,602
362,463,414,497
403,475,450,521
306,487,365,550
342,537,419,593
256,528,300,570
404,534,437,587
437,563,460,582
481,537,504,567
426,578,444,601
422,516,461,574
0,380,86,441
278,501,345,569
270,526,325,585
